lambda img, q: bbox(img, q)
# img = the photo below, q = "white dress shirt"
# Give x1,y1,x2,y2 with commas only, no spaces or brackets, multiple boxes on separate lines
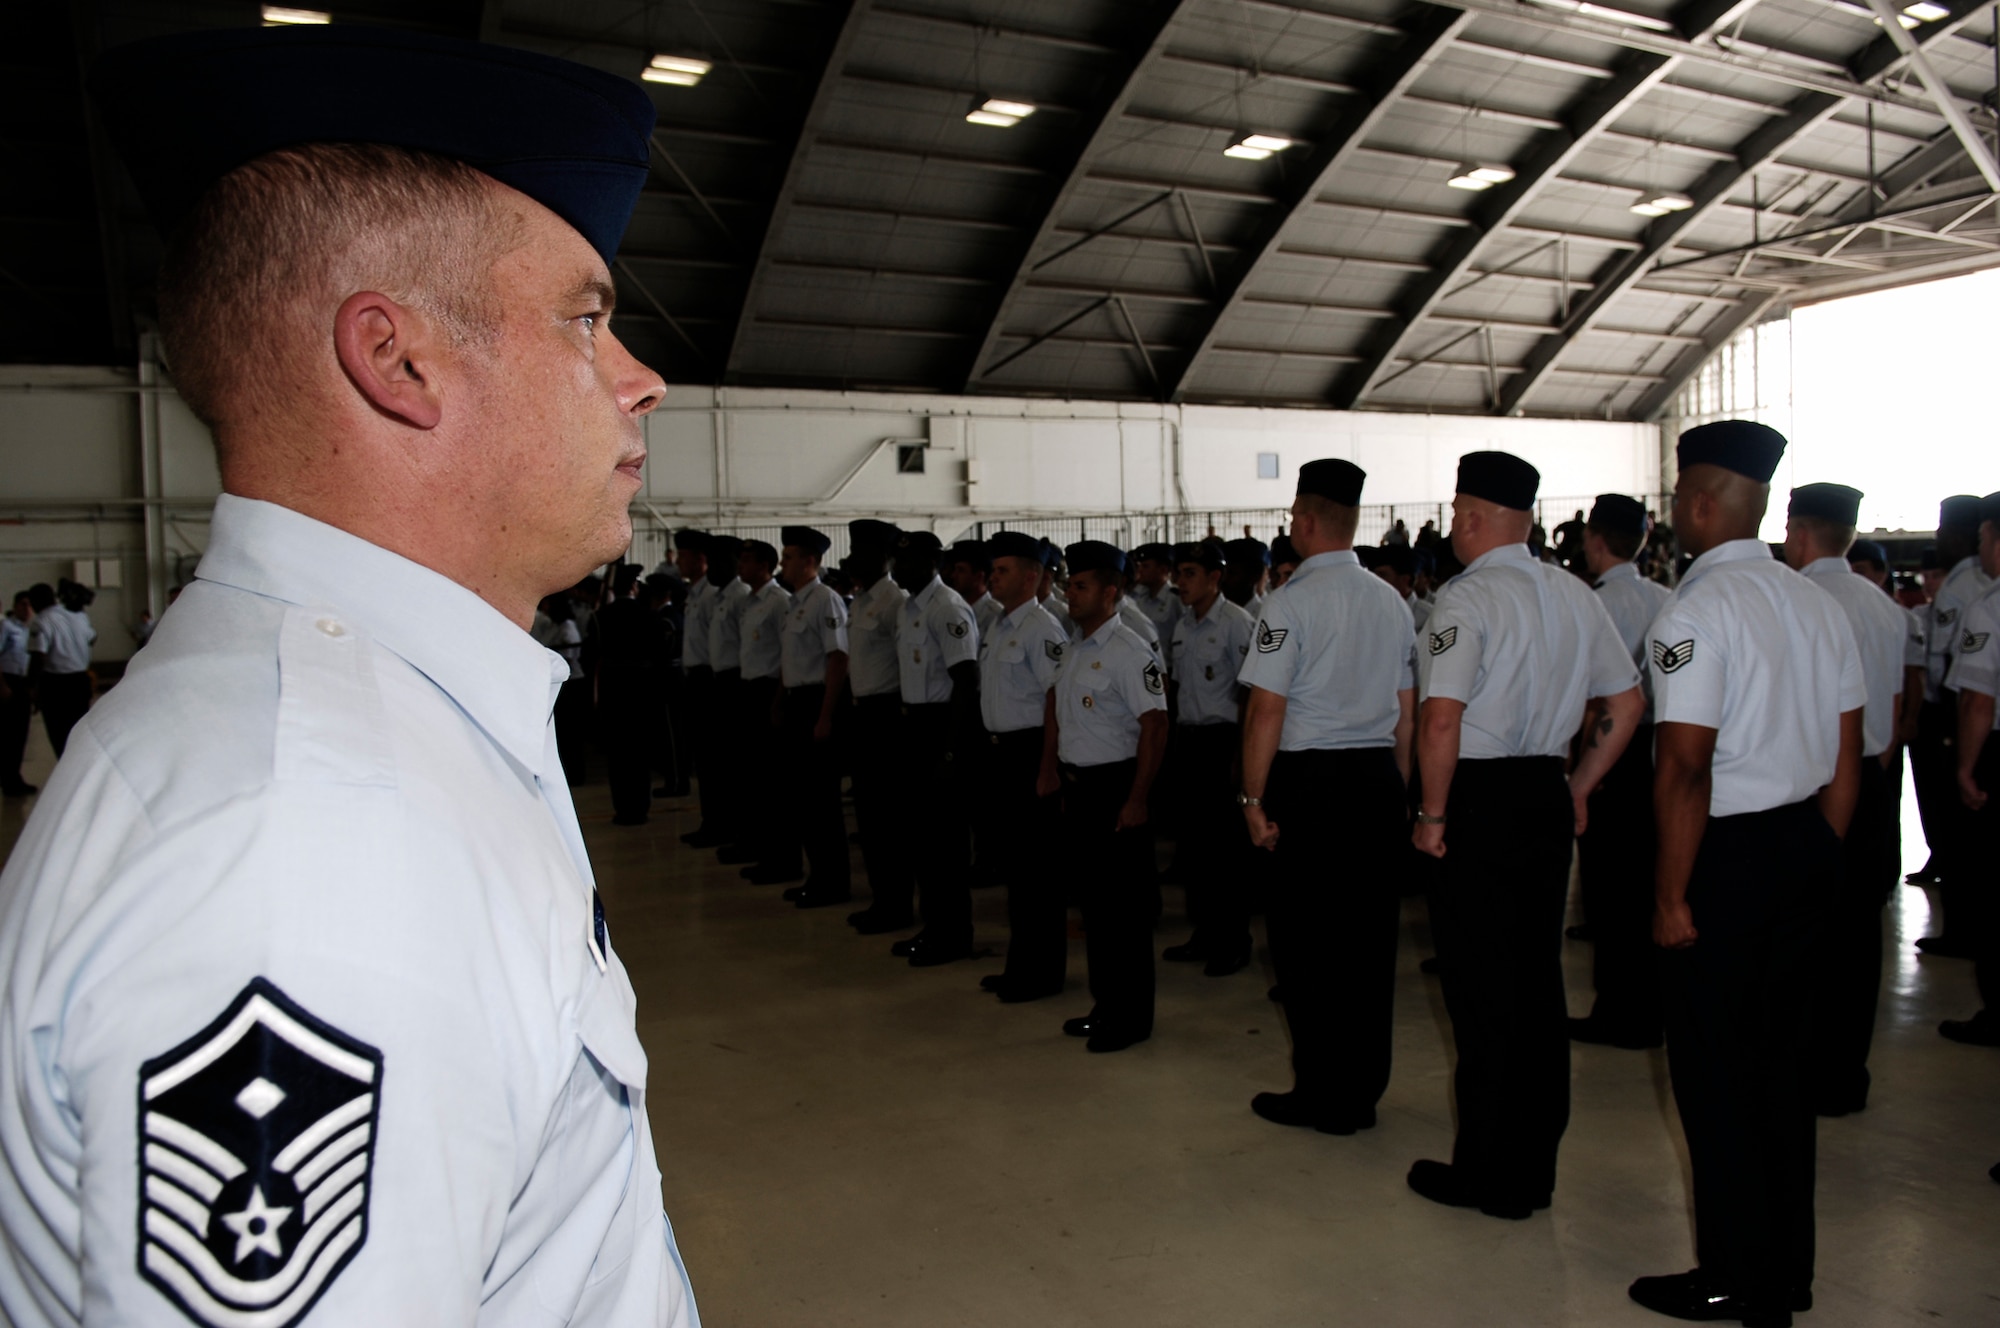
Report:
1169,596,1253,727
0,495,698,1328
707,579,749,672
1593,560,1671,722
977,599,1065,734
26,605,95,675
898,577,979,704
1926,555,1993,701
1052,616,1166,767
0,615,27,677
779,578,848,688
1945,580,2000,730
845,577,906,699
1649,538,1866,817
1238,551,1413,751
1800,556,1912,758
680,576,715,670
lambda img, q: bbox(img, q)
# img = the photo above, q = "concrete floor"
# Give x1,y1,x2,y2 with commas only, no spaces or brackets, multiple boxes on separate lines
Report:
5,723,1998,1326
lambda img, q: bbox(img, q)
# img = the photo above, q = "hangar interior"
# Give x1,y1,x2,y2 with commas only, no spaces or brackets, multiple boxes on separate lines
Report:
2,0,1998,1325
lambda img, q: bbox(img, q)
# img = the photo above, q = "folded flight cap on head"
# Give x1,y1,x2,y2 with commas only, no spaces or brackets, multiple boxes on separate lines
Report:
1675,420,1787,484
1128,542,1173,565
1455,451,1540,511
1270,534,1301,566
706,534,744,563
1223,537,1270,568
1374,544,1416,577
1788,483,1863,526
847,519,901,553
1940,494,1984,531
946,540,992,571
1845,539,1888,567
1982,491,2000,525
1173,541,1224,571
1297,458,1366,506
896,530,944,559
1064,542,1126,578
740,539,778,566
986,531,1043,563
1588,494,1648,537
674,528,709,553
1037,538,1063,569
781,526,832,556
90,25,655,264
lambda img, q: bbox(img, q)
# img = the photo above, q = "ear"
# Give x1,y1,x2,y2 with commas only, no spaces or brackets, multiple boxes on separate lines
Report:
333,290,446,430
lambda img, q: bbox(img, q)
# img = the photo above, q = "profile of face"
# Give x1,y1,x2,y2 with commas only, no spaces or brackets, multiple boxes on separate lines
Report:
674,547,706,583
1066,569,1120,624
891,549,936,595
988,554,1039,608
946,560,985,600
1175,564,1221,607
1981,520,2000,577
1920,567,1945,598
779,544,817,588
1133,558,1170,590
738,549,774,588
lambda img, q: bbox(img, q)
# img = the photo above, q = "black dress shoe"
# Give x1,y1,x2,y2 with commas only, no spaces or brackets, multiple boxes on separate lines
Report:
995,981,1063,1004
680,826,727,847
782,885,808,902
1251,1091,1376,1136
905,934,975,967
1203,946,1252,977
1569,1016,1664,1050
1268,984,1284,1003
715,844,762,865
1062,1015,1098,1038
1086,1030,1147,1053
1628,1270,1793,1326
1906,859,1941,884
1916,934,1976,959
979,973,1007,992
793,886,852,909
743,863,804,886
849,910,915,935
1405,1160,1536,1220
1419,955,1442,975
1162,938,1209,963
1939,1014,2000,1046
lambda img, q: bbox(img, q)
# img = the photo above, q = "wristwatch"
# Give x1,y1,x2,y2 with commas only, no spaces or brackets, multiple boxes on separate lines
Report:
1236,792,1263,808
1414,811,1447,826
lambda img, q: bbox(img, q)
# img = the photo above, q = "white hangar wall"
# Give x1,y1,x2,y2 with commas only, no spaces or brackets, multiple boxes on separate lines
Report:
0,367,1660,663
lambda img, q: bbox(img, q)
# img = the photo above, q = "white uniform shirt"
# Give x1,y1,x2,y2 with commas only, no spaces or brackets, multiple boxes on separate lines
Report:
779,578,848,688
737,582,789,681
1649,538,1867,817
1593,561,1671,723
1945,580,2000,730
977,599,1065,734
1039,592,1074,638
0,614,27,677
680,576,715,670
1419,543,1638,760
1238,551,1414,751
1927,555,1993,701
1801,556,1911,758
27,605,95,674
1130,583,1181,644
898,578,979,704
1905,604,1928,673
1052,616,1166,767
1116,597,1160,653
0,496,698,1328
707,580,749,671
970,592,1003,640
1168,597,1253,727
846,577,906,699
1406,592,1433,635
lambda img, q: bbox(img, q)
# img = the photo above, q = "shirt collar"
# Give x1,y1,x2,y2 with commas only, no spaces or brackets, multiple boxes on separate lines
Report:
913,575,944,609
1461,542,1536,575
1802,556,1850,580
1295,549,1358,578
194,494,564,777
1681,537,1775,590
1000,597,1041,629
1080,614,1122,646
1594,561,1640,588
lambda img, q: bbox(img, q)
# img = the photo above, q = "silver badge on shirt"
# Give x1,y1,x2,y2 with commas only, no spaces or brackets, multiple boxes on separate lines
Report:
137,978,382,1328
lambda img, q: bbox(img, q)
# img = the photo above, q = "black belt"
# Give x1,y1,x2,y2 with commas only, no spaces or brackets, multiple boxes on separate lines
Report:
902,701,951,716
1061,758,1137,784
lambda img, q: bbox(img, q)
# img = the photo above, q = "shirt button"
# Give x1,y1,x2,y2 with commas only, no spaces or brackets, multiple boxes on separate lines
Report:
315,617,347,638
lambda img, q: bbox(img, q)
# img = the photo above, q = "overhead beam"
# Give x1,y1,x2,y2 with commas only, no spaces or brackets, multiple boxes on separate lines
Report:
1859,0,2000,188
67,0,132,358
1494,1,1984,415
721,0,874,381
961,0,1196,391
1334,0,1759,409
1629,291,1782,419
1163,7,1479,401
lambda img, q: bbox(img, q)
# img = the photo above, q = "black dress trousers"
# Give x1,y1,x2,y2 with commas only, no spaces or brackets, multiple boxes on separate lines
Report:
707,667,742,840
37,671,92,758
1910,699,1958,894
598,665,658,823
772,684,851,888
732,674,783,856
1265,745,1406,1115
1576,724,1662,1039
1807,752,1901,1109
1,675,31,788
1427,756,1576,1208
903,701,973,946
1969,742,2000,1016
683,665,716,823
1174,721,1253,953
1061,759,1156,1038
1664,797,1837,1301
850,693,912,915
987,727,1063,989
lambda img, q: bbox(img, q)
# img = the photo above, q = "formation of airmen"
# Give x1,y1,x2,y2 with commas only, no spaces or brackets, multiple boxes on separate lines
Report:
662,422,1998,1327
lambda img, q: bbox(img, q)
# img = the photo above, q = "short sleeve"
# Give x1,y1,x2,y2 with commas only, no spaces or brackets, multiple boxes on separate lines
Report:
819,588,849,656
1400,637,1417,692
936,602,979,668
1028,622,1063,691
1831,611,1866,713
1582,595,1642,698
1904,609,1928,670
1235,595,1300,696
27,619,48,653
1946,598,1999,699
1648,603,1724,729
1416,592,1485,703
1122,643,1169,715
1225,609,1254,680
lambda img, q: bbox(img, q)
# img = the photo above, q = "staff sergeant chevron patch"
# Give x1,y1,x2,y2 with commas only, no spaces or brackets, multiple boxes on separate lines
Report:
1653,639,1695,674
1255,621,1288,654
138,978,382,1328
1427,627,1457,656
1962,631,1991,654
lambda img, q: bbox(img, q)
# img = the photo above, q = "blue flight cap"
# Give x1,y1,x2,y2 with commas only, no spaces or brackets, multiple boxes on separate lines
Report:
1297,458,1366,506
1788,483,1863,526
1064,541,1127,577
90,26,655,264
1173,541,1225,571
1270,534,1301,567
1588,494,1648,537
781,526,832,557
1676,421,1787,484
1455,451,1540,511
986,531,1043,563
1845,539,1888,568
847,520,901,554
1223,537,1270,568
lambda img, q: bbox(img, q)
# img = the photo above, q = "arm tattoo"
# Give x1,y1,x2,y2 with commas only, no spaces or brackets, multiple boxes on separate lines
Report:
1585,713,1614,750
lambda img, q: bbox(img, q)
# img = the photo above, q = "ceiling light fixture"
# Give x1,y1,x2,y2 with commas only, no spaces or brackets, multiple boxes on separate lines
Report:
643,55,712,87
1447,162,1516,190
966,98,1036,128
1224,133,1294,161
1902,0,1951,18
1525,0,1677,31
1630,192,1694,215
261,6,330,23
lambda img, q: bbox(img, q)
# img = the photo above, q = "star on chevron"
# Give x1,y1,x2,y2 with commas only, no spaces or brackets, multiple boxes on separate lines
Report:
220,1185,293,1264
